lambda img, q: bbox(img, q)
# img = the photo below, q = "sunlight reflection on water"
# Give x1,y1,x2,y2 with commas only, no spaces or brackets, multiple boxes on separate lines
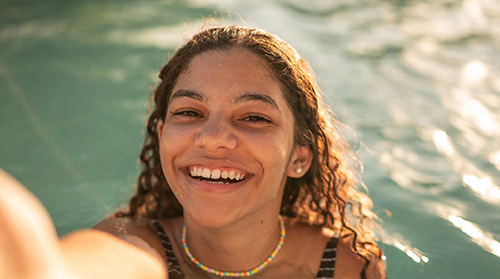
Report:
449,215,500,258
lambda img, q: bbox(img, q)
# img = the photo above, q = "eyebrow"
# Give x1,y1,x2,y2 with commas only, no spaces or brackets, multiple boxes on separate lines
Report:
170,90,281,113
170,89,205,102
234,93,281,113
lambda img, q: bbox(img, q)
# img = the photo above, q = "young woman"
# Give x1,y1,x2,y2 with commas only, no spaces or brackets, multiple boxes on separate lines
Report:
0,26,385,279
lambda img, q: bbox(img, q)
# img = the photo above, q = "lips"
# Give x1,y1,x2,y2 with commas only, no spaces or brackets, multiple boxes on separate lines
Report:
188,166,247,184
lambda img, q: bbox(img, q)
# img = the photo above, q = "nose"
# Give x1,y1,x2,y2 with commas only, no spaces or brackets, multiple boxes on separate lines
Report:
194,116,237,151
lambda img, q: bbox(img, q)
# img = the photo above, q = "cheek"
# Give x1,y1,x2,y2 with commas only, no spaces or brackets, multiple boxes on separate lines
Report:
158,126,188,177
160,124,193,154
158,136,186,198
270,122,295,159
158,138,173,180
246,129,293,170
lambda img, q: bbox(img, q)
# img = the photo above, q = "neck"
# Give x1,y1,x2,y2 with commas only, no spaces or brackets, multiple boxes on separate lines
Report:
183,213,283,273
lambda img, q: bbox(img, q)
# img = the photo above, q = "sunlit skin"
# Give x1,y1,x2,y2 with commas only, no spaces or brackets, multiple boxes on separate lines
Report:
157,47,312,273
0,34,385,279
0,46,384,279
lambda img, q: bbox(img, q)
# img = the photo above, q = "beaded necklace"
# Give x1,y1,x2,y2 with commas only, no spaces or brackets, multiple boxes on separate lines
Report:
182,215,286,277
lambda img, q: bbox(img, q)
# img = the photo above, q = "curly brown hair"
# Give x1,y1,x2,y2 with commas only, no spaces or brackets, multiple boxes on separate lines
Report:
114,25,381,276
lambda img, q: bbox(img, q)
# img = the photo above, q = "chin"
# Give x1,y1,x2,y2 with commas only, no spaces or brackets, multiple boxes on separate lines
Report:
184,204,246,229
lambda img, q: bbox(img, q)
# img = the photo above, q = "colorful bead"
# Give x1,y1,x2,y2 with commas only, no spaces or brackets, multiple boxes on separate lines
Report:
182,215,286,277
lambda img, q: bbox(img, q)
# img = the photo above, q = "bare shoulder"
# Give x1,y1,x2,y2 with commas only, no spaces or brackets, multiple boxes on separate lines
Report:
285,218,329,251
280,218,331,276
93,216,157,238
93,216,167,260
60,219,168,279
335,235,386,279
366,254,386,279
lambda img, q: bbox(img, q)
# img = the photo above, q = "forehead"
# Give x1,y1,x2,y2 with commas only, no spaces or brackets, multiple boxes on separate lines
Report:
174,48,281,95
187,47,273,73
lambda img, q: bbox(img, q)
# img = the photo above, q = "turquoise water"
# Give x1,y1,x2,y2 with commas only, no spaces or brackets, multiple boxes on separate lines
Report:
1,0,499,278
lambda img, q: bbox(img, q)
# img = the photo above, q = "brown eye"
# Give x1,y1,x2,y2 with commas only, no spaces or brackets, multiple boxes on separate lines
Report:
171,110,202,118
242,115,272,124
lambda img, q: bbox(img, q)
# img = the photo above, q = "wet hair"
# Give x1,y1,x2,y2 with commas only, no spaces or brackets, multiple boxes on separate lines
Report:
113,25,381,276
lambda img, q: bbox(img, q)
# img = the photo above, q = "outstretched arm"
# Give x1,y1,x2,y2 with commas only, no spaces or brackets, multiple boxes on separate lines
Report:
0,169,167,279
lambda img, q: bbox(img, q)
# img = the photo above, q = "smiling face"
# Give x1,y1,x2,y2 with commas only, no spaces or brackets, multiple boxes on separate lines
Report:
157,47,308,228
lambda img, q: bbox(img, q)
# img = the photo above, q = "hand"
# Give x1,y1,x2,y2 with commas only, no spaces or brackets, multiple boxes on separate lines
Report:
0,168,73,279
0,169,168,279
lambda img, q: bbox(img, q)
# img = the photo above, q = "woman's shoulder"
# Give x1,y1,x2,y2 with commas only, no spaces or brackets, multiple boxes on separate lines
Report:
94,216,183,235
93,216,156,239
334,234,386,279
285,219,385,279
280,218,333,276
93,216,183,261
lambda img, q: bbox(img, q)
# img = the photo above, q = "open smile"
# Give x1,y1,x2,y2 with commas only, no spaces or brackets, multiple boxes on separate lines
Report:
187,166,248,184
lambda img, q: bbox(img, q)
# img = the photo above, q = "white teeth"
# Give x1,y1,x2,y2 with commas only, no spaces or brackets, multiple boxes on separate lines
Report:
211,169,221,179
190,167,245,181
202,168,211,178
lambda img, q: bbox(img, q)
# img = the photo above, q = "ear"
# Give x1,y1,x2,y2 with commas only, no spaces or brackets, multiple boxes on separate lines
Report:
157,120,164,140
286,145,313,178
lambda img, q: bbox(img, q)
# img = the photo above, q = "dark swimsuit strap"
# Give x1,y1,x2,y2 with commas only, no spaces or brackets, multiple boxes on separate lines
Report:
151,220,338,278
150,220,182,275
316,237,338,279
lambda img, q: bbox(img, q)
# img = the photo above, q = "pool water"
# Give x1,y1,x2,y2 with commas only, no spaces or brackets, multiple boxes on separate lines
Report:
1,0,499,278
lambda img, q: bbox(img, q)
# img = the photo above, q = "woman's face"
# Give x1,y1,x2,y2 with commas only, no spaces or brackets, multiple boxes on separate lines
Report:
158,48,306,228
